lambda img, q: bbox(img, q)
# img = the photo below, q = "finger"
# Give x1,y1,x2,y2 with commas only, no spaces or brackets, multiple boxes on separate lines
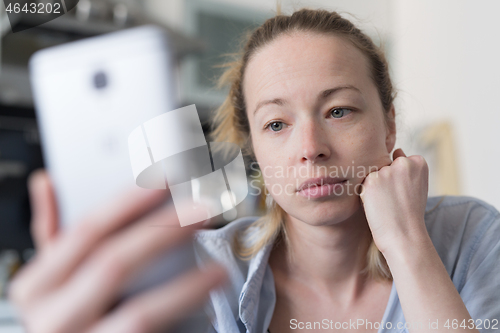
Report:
392,148,407,161
87,263,228,333
358,171,375,199
10,186,168,306
28,169,59,251
358,190,365,204
38,203,203,332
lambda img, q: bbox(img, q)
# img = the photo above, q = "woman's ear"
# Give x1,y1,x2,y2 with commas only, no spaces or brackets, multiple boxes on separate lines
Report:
385,104,397,153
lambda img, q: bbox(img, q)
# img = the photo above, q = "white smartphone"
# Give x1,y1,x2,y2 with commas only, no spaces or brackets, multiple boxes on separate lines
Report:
29,25,178,226
29,25,212,332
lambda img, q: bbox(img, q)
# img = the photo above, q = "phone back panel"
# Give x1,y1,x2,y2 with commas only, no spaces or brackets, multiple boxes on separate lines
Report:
30,25,177,227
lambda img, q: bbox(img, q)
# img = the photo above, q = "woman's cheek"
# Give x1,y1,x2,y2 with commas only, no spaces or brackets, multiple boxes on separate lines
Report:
262,171,295,198
346,137,391,180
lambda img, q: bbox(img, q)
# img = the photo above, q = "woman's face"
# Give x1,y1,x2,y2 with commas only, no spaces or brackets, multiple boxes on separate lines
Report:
244,32,396,226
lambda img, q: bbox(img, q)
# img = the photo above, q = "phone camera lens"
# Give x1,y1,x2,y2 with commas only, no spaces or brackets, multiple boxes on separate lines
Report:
93,71,108,89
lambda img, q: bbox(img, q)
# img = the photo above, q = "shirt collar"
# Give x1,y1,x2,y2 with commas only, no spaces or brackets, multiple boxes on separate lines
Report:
238,239,275,332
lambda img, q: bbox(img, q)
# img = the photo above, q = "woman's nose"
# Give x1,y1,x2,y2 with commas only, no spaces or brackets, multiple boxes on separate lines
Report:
298,120,331,164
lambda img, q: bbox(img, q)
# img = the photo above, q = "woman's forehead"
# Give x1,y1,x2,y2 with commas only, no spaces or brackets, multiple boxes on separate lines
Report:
243,32,372,104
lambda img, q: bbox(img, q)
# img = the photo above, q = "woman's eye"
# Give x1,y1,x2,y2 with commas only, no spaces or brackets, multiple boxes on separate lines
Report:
330,107,352,118
267,121,284,132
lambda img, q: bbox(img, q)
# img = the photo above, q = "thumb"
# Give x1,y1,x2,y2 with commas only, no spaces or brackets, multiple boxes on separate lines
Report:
28,169,59,251
392,148,407,161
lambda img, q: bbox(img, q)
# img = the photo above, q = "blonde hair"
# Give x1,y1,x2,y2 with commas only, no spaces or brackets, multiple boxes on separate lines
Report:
209,8,395,281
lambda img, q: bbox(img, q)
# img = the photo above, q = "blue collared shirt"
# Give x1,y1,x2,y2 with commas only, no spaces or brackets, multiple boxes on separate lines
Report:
193,195,500,333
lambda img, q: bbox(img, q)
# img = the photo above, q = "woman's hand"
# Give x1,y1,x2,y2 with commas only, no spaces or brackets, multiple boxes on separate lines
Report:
8,170,228,333
359,148,430,256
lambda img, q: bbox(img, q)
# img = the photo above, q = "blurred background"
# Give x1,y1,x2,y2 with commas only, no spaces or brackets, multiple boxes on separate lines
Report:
1,0,500,329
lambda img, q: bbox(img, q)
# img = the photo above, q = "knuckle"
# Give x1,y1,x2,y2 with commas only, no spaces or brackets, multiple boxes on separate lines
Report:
420,159,429,171
409,155,428,171
362,177,371,187
366,171,379,181
410,154,425,164
378,166,390,176
418,155,429,168
361,178,374,191
399,157,410,166
393,157,409,170
363,176,373,186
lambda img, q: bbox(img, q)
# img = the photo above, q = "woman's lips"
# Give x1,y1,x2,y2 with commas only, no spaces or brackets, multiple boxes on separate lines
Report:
297,180,348,199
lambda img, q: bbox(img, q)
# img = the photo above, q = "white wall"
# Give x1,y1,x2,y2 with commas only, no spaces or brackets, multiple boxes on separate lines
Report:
392,0,500,209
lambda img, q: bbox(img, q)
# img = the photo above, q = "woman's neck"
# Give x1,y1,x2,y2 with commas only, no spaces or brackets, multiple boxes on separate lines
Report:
269,204,374,304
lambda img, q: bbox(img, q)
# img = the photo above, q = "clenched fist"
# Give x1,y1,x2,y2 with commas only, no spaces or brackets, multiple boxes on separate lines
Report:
359,148,430,256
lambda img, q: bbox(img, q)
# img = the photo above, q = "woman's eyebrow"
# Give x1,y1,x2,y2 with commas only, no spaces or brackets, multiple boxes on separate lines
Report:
321,85,362,99
253,85,362,116
253,98,286,116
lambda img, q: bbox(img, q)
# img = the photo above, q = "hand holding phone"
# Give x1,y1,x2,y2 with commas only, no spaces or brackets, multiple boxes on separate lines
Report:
13,25,230,332
8,170,227,333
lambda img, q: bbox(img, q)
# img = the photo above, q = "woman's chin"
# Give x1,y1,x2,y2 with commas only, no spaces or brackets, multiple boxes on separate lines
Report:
283,194,362,226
